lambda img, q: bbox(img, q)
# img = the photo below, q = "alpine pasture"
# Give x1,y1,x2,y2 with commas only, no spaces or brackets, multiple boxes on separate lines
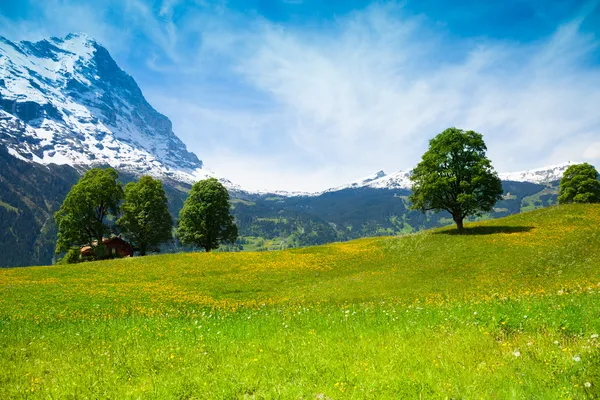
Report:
1,204,600,399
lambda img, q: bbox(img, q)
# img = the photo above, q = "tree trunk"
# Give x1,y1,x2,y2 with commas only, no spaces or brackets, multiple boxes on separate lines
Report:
454,216,464,231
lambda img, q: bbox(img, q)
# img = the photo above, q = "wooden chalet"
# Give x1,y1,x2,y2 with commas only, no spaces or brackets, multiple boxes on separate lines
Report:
80,237,134,258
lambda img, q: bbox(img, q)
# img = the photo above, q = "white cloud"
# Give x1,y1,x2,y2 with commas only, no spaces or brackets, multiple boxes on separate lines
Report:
159,0,180,17
201,147,372,193
583,142,600,160
2,1,599,191
221,7,600,190
145,2,600,191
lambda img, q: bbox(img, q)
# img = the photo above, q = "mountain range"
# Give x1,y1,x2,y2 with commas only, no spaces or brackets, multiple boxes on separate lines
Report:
304,162,576,195
0,33,583,267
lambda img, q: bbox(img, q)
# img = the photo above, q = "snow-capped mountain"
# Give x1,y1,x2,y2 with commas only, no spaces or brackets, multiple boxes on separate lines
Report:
0,33,221,185
318,169,413,194
498,162,575,184
277,162,574,197
251,170,413,198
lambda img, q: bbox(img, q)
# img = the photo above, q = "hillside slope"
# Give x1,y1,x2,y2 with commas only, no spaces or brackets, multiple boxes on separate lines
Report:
233,178,557,251
0,146,79,267
1,205,599,399
3,204,598,305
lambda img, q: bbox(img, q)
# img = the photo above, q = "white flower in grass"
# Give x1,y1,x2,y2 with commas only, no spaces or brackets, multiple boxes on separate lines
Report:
591,334,598,339
573,355,581,362
585,382,592,388
513,350,521,357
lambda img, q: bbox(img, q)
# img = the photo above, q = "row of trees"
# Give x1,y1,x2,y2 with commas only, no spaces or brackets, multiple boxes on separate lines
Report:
55,128,599,260
54,170,238,262
409,127,600,230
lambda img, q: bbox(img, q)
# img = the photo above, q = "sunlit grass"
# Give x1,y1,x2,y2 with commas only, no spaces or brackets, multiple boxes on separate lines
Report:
1,204,599,398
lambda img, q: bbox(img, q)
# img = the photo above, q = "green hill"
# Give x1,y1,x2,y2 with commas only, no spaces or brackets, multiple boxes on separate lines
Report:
1,204,599,398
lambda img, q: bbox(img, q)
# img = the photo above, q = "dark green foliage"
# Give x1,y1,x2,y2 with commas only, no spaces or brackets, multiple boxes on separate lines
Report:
0,145,80,267
118,176,173,255
410,128,503,230
92,244,108,260
54,168,124,255
57,247,81,265
230,182,551,245
558,163,600,204
231,188,413,247
177,178,238,252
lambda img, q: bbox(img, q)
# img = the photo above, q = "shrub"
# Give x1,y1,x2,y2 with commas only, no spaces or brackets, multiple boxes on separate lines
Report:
57,247,81,265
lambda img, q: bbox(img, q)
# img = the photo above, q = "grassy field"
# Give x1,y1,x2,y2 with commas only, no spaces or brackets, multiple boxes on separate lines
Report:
1,204,600,399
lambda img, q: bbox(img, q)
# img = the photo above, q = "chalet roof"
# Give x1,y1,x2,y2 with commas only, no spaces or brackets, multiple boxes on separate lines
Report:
80,236,133,253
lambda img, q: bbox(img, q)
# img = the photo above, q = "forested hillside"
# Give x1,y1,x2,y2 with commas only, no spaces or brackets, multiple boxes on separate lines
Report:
0,146,79,267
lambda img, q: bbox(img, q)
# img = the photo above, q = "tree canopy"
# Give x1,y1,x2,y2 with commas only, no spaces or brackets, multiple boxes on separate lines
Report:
558,163,600,204
54,168,124,254
410,127,503,230
118,176,173,256
177,178,238,252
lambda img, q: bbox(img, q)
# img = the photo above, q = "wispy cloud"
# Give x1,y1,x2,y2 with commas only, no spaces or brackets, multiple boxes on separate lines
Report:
179,2,600,190
1,0,599,191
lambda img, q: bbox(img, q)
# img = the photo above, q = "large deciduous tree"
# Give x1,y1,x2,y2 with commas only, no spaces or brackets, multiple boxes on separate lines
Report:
117,176,173,256
410,127,503,230
55,168,124,254
558,163,600,204
177,178,238,252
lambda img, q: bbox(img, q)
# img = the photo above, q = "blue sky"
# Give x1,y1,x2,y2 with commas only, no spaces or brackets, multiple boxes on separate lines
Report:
1,0,599,191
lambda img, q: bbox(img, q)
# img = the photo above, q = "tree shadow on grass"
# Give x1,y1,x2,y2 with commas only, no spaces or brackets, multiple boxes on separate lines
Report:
434,226,535,236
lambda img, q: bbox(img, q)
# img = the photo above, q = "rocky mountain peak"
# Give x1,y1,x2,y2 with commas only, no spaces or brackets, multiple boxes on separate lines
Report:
0,33,209,184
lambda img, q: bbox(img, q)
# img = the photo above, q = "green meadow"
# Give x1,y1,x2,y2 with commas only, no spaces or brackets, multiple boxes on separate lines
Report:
1,204,600,399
